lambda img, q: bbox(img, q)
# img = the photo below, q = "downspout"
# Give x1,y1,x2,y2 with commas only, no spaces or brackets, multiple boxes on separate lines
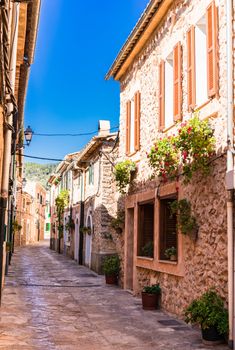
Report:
79,170,85,265
226,0,234,347
0,0,18,302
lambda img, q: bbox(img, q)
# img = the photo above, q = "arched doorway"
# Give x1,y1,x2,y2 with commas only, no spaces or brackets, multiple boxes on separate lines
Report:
85,212,92,268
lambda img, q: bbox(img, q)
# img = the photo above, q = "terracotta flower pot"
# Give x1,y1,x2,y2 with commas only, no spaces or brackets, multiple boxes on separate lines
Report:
142,292,160,310
105,274,118,285
170,255,177,261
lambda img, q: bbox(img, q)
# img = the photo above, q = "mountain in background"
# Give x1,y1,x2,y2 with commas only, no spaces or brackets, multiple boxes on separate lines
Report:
24,162,58,189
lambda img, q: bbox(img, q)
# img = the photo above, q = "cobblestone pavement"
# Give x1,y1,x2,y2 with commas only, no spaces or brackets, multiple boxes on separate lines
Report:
0,241,229,350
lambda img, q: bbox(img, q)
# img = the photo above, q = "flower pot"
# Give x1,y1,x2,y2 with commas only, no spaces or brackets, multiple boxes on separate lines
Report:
142,292,160,310
105,274,118,285
201,327,225,345
170,255,177,261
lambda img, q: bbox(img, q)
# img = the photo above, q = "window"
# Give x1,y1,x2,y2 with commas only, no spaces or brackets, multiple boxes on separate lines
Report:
195,15,207,106
138,202,154,258
40,195,42,205
187,1,218,109
159,197,177,261
159,43,182,130
126,91,141,155
88,164,94,185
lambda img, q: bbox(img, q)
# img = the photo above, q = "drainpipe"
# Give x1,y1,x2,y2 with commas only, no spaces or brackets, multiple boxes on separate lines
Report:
226,0,234,347
79,170,85,265
0,0,19,302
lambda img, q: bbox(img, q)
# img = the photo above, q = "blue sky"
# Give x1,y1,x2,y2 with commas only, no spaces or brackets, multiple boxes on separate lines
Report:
24,0,149,163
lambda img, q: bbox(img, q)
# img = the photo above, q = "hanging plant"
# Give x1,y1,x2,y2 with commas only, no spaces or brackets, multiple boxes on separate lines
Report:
80,226,92,235
148,135,179,181
170,199,198,240
176,114,215,181
148,114,215,182
110,210,125,234
114,160,136,193
55,190,69,241
65,216,75,231
12,220,22,233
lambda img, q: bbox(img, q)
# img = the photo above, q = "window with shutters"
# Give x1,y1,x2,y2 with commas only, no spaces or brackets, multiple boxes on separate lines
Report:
159,197,177,261
126,92,141,155
195,15,207,106
88,164,94,185
164,52,174,128
137,202,154,258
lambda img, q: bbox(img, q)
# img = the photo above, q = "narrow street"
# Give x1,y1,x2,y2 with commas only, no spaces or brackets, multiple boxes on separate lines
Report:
0,242,228,350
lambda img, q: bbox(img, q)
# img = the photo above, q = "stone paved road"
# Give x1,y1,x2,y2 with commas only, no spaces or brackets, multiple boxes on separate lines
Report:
0,241,229,350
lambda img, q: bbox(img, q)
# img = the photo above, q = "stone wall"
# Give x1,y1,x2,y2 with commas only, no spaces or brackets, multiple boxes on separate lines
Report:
118,0,230,316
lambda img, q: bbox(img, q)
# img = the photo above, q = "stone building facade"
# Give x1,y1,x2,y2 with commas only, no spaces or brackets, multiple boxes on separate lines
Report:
48,121,121,274
106,0,232,318
15,181,46,246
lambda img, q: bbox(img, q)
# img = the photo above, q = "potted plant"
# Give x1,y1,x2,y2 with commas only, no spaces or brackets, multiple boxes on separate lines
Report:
102,255,120,285
164,246,177,261
141,241,154,258
170,199,199,241
185,289,228,344
142,284,161,310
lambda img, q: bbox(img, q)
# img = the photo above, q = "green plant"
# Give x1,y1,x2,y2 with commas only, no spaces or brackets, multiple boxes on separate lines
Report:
12,220,22,233
55,190,69,240
170,199,198,237
80,226,91,235
6,241,12,252
114,160,136,193
141,241,154,257
143,284,161,294
176,114,215,181
111,210,125,230
65,217,75,231
102,255,120,276
148,135,179,181
185,289,228,336
148,114,215,182
164,246,177,258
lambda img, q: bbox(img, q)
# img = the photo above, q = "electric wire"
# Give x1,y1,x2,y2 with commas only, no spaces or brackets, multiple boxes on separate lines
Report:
33,126,119,137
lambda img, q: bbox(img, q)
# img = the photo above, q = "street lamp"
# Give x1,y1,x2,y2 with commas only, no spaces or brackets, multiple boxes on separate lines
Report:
24,126,33,146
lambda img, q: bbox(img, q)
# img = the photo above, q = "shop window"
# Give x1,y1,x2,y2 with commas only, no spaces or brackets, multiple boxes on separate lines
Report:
138,202,154,258
159,197,177,261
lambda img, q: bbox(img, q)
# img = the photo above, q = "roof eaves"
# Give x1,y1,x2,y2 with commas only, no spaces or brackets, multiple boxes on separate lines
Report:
105,0,163,81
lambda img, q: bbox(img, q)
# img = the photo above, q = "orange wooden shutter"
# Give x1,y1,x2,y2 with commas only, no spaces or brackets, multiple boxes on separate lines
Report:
187,26,196,110
206,1,218,97
134,91,140,151
126,100,131,155
173,42,182,121
159,61,165,130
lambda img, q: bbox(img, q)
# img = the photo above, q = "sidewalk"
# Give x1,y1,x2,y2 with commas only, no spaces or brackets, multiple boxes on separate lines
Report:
0,241,229,349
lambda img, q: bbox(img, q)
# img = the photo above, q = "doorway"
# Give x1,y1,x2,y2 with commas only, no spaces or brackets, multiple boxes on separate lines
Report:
125,208,134,290
74,216,79,262
85,213,92,268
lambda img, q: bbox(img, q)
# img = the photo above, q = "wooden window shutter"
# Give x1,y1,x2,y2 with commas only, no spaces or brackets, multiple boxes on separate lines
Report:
206,1,218,98
173,42,182,121
159,61,165,130
187,26,196,110
134,91,141,151
159,198,177,260
126,100,131,155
